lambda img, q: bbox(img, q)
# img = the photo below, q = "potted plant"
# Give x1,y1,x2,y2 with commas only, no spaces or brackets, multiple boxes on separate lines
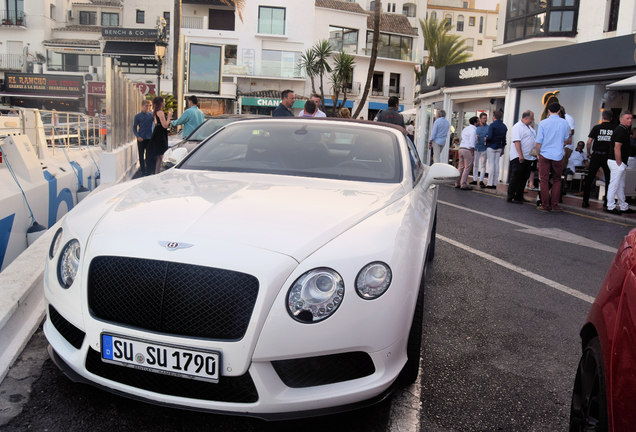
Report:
2,18,13,25
16,17,23,25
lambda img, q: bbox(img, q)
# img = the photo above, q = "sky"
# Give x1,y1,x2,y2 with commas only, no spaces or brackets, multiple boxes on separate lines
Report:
474,0,500,11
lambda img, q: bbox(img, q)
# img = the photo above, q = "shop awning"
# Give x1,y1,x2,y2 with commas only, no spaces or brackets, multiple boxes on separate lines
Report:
607,75,636,90
103,41,155,57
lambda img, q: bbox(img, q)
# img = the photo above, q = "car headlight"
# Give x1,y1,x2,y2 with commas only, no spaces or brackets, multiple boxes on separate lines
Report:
287,268,344,323
57,239,80,288
356,262,392,299
49,228,63,259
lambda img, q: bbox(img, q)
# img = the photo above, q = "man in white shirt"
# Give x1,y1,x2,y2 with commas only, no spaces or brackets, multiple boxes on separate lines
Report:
455,116,478,190
298,94,327,117
566,141,587,174
507,110,536,203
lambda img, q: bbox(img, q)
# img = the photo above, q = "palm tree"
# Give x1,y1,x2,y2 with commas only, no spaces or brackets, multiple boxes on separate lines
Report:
353,0,381,119
330,52,356,115
298,49,319,95
312,40,333,112
419,15,471,71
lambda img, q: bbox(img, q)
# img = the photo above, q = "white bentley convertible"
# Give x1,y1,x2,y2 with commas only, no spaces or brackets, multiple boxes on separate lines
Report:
44,118,458,419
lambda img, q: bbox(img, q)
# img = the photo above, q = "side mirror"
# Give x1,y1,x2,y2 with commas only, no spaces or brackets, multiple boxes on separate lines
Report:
422,163,460,190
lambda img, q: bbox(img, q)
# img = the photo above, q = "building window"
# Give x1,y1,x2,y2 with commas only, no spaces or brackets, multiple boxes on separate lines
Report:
372,71,384,95
465,38,474,51
444,13,452,28
258,6,285,35
224,45,237,65
457,15,464,31
431,11,437,21
605,0,620,32
79,11,96,25
402,3,416,17
370,1,376,11
477,39,483,45
504,0,578,43
136,10,144,24
463,1,469,7
47,52,101,72
366,31,412,61
209,8,235,30
50,4,55,20
101,12,119,27
389,73,401,98
261,49,301,77
469,16,475,26
163,11,170,27
479,16,484,33
329,26,358,54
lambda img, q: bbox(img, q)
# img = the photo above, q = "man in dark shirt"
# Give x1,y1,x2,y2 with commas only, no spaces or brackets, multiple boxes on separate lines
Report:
273,89,295,117
606,111,634,214
132,99,154,175
375,96,405,128
582,110,613,208
484,109,507,189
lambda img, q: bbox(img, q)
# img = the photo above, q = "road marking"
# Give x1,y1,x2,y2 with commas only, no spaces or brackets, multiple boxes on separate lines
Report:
439,200,618,253
438,234,596,304
456,188,635,227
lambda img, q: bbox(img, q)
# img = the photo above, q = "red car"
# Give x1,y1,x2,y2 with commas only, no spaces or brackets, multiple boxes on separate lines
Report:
570,229,636,431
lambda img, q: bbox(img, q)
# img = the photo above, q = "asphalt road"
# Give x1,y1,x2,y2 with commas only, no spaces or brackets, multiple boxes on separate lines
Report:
1,185,632,431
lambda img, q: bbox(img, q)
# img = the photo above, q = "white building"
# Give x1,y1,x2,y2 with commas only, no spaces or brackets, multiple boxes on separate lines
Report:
1,0,419,118
426,0,499,60
416,0,636,194
0,0,172,113
179,0,418,118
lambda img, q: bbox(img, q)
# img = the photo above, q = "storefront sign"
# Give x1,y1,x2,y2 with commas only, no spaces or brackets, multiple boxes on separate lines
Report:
445,56,508,87
48,46,101,55
241,98,306,109
102,28,158,38
4,73,83,96
135,82,155,96
459,66,489,80
87,81,105,95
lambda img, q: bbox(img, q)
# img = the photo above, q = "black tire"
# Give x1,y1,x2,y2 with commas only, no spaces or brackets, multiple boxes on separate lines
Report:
427,211,437,262
397,275,424,386
569,336,608,432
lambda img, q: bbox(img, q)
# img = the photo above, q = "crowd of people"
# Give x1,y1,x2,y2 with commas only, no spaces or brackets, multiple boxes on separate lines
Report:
441,91,635,214
136,88,635,216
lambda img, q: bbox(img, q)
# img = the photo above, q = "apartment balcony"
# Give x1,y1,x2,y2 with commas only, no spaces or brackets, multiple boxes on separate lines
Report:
0,10,25,27
371,85,405,99
182,15,203,30
0,53,23,71
223,61,305,80
344,82,361,96
361,48,413,62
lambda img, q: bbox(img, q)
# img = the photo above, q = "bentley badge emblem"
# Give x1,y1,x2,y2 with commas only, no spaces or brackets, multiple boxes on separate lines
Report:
159,241,194,251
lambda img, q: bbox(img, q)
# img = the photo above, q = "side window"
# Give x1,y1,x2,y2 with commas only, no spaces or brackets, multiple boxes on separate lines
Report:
405,136,423,184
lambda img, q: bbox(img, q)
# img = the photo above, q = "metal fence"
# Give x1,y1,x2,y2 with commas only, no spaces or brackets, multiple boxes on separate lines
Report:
104,57,145,151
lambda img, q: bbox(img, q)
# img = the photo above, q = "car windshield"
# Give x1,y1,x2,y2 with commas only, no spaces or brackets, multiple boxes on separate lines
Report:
187,118,237,141
179,120,402,183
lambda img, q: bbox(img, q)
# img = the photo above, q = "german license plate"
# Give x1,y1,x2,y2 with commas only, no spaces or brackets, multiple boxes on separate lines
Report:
101,333,220,383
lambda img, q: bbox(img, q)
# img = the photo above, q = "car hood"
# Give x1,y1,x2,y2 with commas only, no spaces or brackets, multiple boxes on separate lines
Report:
88,170,405,262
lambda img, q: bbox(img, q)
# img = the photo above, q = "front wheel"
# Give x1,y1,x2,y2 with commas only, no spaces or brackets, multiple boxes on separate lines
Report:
427,211,437,262
569,336,608,432
397,275,424,386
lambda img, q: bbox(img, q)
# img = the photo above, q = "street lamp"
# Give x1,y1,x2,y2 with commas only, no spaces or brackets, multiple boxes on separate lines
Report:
154,40,167,95
155,16,168,95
